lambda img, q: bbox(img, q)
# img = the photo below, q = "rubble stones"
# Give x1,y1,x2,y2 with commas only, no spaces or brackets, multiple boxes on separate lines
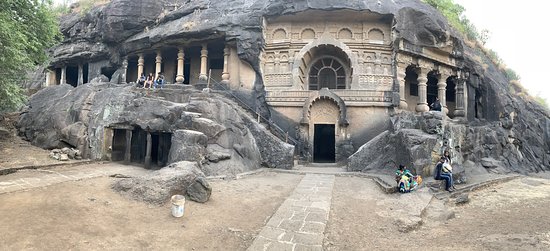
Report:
48,148,82,161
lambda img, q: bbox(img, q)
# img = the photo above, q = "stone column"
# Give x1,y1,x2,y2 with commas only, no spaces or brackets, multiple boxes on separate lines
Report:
60,66,67,85
124,130,132,163
415,67,430,112
176,48,185,83
122,57,128,84
45,70,51,87
144,131,152,169
221,46,230,84
199,44,208,81
77,64,84,86
137,54,144,79
454,77,466,117
155,50,162,79
438,73,449,115
397,63,408,109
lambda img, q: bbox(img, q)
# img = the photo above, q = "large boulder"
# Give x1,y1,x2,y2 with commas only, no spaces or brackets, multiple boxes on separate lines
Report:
112,161,211,204
168,130,208,164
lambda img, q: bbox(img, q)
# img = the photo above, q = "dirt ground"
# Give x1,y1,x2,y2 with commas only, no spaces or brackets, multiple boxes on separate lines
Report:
0,113,76,170
1,115,550,250
1,169,549,250
0,172,303,250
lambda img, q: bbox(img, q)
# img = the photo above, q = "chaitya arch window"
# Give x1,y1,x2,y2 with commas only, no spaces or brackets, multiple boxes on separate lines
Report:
308,57,346,90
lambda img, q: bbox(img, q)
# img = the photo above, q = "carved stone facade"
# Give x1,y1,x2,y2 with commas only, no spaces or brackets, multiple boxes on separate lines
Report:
259,10,466,163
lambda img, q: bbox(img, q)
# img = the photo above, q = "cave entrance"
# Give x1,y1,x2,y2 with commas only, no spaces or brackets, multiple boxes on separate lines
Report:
111,129,127,161
101,66,117,81
66,66,79,87
446,77,456,117
108,127,172,169
83,63,89,84
427,71,438,107
313,124,335,163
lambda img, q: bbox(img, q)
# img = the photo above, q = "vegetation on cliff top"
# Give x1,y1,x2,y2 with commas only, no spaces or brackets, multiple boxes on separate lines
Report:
423,0,548,109
0,0,60,112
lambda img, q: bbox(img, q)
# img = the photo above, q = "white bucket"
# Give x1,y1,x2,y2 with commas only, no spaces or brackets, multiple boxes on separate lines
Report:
171,195,185,218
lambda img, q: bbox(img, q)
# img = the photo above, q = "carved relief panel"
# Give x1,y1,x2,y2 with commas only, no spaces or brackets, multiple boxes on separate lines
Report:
310,99,340,124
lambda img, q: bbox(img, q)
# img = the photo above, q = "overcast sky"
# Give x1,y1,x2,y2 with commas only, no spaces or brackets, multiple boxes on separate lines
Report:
454,0,550,104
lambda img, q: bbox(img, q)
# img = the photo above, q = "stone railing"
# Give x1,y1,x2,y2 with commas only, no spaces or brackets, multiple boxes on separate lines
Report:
356,74,394,91
264,73,292,87
266,89,393,106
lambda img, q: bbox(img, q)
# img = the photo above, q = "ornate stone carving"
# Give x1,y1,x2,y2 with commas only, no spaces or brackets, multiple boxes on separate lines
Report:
357,75,393,91
310,99,340,124
264,74,292,87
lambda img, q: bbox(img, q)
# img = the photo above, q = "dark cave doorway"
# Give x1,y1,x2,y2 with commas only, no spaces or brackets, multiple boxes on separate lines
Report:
111,128,172,169
313,124,336,163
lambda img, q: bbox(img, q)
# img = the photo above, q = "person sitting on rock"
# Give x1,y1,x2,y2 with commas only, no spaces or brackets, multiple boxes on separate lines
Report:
143,73,154,89
137,73,146,87
154,72,165,89
430,97,442,111
396,165,420,193
434,156,454,192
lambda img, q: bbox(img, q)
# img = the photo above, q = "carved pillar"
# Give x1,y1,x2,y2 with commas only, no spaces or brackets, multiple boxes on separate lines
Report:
45,70,51,87
397,63,408,109
176,48,185,83
137,54,144,79
155,50,162,79
454,77,466,117
438,73,449,115
221,46,230,83
124,130,132,163
199,44,208,81
121,57,128,84
77,64,83,86
415,67,430,112
144,131,152,169
60,66,67,85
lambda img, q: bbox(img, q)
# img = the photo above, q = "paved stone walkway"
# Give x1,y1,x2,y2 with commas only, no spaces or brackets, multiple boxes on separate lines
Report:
0,163,150,195
248,174,335,251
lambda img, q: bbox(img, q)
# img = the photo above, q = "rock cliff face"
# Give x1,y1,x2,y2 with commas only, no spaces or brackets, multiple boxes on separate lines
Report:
23,0,550,175
18,83,294,175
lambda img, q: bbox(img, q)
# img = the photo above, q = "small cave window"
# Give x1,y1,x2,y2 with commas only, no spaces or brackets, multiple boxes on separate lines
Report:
308,58,346,90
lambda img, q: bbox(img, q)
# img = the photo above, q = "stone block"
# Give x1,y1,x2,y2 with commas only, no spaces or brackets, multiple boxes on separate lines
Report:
278,219,304,232
258,227,286,240
291,232,323,246
266,241,294,251
300,222,325,234
294,244,323,251
305,212,327,223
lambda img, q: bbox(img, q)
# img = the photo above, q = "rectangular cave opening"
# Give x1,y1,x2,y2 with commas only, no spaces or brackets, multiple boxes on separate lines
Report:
66,66,79,87
111,129,127,161
128,128,172,169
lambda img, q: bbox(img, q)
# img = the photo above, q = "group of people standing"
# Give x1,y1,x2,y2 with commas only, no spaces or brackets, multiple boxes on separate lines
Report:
137,72,165,89
395,149,455,193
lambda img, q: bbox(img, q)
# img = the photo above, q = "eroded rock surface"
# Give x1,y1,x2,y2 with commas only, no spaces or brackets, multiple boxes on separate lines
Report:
112,161,211,204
